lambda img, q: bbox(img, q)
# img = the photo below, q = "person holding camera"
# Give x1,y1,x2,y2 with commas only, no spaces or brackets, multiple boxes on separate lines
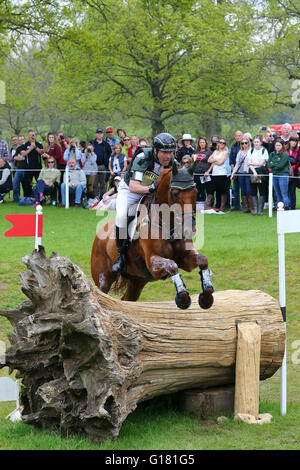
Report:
20,130,44,195
63,138,82,169
81,143,98,199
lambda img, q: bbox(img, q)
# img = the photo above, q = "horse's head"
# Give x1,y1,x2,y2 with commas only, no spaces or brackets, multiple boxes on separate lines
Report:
156,162,197,240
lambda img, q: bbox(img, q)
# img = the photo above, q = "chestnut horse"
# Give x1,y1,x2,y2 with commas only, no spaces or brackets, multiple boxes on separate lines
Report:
91,165,214,309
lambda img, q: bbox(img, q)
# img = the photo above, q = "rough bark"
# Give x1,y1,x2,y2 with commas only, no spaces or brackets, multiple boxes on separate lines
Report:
0,248,285,442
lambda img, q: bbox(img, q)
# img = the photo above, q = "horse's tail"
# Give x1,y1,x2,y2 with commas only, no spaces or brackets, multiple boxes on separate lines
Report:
113,273,128,295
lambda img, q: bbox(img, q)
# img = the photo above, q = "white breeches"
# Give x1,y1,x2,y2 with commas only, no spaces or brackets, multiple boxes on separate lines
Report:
115,180,144,228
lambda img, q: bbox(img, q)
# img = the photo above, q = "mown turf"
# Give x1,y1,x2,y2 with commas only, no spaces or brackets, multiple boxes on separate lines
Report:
0,196,300,449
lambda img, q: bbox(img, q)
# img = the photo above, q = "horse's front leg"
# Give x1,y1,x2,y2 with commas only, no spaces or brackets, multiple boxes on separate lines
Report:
176,246,214,310
147,254,191,310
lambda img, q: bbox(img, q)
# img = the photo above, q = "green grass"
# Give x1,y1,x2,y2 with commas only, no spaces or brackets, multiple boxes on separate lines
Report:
0,196,300,450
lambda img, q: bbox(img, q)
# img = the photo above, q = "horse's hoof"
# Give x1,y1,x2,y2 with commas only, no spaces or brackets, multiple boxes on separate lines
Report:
175,293,191,310
198,292,214,310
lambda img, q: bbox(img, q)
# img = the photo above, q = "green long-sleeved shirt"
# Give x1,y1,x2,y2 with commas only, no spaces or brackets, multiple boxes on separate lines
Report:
267,151,289,175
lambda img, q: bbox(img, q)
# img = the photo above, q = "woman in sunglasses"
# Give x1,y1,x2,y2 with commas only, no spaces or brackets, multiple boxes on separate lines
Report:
208,138,229,212
230,137,252,213
34,158,61,206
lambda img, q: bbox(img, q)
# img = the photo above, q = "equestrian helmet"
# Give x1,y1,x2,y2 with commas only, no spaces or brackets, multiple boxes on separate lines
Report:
153,133,176,152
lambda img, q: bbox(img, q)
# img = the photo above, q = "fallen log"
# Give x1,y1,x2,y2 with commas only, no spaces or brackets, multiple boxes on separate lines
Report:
0,247,285,442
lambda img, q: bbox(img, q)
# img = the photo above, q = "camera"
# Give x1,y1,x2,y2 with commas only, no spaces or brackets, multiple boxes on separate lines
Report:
31,134,35,140
70,144,75,151
60,135,64,140
87,148,92,153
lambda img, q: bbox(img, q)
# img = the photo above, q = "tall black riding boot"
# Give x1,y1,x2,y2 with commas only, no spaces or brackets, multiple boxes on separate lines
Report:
112,226,128,273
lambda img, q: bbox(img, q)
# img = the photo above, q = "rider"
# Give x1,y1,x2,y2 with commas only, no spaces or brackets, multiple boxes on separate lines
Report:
112,132,176,273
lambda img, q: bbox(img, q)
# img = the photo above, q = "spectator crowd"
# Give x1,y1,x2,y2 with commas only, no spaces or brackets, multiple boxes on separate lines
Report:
0,123,299,214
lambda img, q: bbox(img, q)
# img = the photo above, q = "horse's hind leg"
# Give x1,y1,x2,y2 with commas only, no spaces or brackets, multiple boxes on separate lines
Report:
121,277,148,301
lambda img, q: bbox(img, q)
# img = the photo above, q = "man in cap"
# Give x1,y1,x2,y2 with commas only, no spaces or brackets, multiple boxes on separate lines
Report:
112,132,176,273
104,126,120,152
90,128,112,197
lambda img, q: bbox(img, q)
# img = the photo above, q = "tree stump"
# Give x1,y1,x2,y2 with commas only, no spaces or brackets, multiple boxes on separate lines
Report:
0,248,285,442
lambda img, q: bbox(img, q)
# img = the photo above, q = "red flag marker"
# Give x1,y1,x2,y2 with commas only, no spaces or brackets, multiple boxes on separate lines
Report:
4,206,43,249
4,214,43,237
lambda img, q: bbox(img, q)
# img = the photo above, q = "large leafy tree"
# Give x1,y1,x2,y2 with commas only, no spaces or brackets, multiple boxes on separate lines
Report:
46,0,274,136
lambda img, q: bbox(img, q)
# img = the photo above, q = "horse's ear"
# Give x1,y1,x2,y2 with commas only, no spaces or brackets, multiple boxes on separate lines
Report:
188,160,197,175
172,161,178,176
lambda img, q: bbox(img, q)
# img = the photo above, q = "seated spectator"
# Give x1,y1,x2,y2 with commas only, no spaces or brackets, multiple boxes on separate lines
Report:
247,135,268,215
208,138,229,213
108,143,127,184
61,158,86,207
127,135,140,162
81,143,98,199
97,176,121,210
194,137,212,202
34,158,61,206
43,133,62,166
176,133,196,163
230,137,252,213
268,139,290,210
63,138,82,168
0,157,12,203
286,136,300,210
181,155,193,168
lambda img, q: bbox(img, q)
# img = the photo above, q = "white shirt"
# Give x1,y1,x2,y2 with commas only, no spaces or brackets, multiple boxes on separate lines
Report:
247,147,268,169
212,151,228,176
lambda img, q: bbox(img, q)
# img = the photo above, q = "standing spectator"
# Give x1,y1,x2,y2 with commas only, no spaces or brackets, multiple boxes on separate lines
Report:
12,135,28,200
208,138,229,213
176,133,196,163
229,130,243,211
286,136,300,210
63,138,82,169
230,136,252,213
43,133,62,166
210,135,220,152
34,157,60,205
8,135,19,170
0,131,9,161
194,137,212,202
90,128,112,197
268,139,290,210
247,135,268,215
20,130,44,196
116,128,127,145
105,126,119,151
281,123,292,145
61,158,87,208
0,157,12,203
127,135,140,162
122,135,131,158
81,143,98,199
109,143,127,184
262,129,275,154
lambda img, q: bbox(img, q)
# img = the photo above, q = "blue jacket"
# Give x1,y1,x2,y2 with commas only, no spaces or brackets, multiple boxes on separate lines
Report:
229,141,241,167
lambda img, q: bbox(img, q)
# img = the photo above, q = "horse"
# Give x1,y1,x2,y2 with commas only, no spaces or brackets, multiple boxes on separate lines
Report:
91,163,214,310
